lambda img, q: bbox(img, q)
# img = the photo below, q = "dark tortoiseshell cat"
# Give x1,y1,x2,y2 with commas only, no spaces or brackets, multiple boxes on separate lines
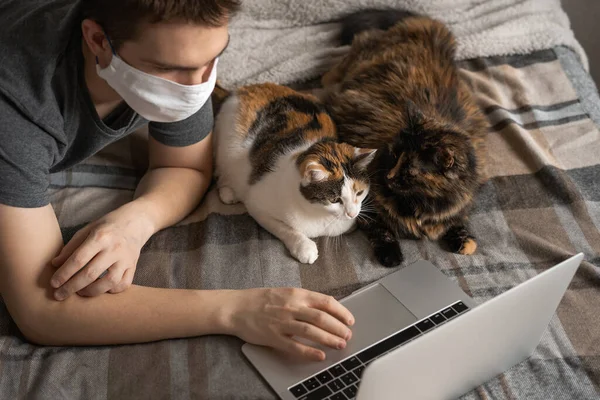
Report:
322,10,487,267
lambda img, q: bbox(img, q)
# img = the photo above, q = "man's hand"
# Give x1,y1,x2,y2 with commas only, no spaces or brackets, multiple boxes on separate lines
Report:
50,134,213,300
50,201,154,300
225,288,355,361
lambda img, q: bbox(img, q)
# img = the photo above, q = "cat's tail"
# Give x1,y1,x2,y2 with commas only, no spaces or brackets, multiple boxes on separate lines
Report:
339,9,417,46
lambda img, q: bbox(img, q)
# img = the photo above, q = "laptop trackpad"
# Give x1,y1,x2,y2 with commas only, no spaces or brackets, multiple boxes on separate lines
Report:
318,283,418,364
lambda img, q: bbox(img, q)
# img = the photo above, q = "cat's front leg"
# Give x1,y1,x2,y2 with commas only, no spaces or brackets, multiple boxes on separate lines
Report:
359,214,404,268
251,212,319,264
290,238,319,265
218,186,239,205
443,224,477,255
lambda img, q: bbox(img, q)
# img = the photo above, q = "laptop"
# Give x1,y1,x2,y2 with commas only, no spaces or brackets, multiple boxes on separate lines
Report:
242,253,584,400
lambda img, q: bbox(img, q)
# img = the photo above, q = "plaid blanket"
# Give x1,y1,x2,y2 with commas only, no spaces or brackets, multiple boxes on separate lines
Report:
0,46,599,400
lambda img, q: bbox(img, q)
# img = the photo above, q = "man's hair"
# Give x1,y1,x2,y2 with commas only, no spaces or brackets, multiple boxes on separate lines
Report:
81,0,241,48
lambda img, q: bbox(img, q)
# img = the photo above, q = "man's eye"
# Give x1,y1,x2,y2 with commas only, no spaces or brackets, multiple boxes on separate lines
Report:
357,190,364,196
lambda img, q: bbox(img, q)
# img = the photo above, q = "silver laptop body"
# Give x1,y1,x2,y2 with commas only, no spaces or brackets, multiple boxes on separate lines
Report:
242,253,584,400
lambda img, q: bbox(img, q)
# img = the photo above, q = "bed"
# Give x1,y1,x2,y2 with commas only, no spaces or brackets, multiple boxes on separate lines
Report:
1,1,599,399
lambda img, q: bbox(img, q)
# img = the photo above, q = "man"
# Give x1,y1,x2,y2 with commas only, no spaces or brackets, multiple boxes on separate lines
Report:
0,0,354,361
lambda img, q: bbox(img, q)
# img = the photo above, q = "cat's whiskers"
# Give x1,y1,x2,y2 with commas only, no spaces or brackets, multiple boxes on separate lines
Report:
321,213,350,254
358,209,376,216
358,212,375,220
324,214,342,230
337,234,345,253
357,214,374,225
358,205,377,214
360,209,377,215
368,169,385,178
361,199,376,209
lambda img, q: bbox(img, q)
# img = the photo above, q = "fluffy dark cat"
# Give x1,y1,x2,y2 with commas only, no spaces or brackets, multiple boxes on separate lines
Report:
322,10,487,267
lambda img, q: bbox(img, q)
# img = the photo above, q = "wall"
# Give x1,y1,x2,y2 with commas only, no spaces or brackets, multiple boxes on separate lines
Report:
562,0,600,87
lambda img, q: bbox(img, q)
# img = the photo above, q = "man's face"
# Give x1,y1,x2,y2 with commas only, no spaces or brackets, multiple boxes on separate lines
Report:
90,20,229,86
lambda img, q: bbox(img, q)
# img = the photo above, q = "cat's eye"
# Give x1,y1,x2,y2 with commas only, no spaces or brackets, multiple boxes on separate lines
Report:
357,190,364,196
334,198,343,204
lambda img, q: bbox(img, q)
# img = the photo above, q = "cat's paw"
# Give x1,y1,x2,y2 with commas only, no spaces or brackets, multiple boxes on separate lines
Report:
291,238,319,264
459,238,477,255
444,227,477,255
374,242,404,268
455,237,477,255
218,186,239,205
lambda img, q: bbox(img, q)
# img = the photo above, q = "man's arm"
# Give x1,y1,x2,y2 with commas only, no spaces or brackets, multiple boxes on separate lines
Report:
0,203,227,345
0,203,353,359
134,132,213,232
50,135,213,298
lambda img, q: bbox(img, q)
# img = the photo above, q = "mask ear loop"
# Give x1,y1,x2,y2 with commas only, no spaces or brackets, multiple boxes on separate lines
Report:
96,31,117,65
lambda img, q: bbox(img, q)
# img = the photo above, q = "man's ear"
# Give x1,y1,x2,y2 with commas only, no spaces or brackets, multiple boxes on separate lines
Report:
81,18,113,68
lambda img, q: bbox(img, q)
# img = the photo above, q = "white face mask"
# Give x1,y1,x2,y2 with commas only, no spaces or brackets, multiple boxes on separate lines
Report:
96,53,218,123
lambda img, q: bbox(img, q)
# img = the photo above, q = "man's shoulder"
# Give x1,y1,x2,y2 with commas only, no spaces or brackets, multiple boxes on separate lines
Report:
0,0,80,53
0,0,82,128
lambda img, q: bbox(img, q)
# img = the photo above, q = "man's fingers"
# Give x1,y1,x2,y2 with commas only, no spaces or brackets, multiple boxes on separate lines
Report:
108,266,134,294
53,251,113,301
77,264,126,297
51,226,91,268
294,307,352,341
276,336,326,362
50,235,103,290
283,320,346,351
309,293,355,327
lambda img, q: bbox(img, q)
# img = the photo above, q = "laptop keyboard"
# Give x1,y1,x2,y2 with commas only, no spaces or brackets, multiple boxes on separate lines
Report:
289,301,470,400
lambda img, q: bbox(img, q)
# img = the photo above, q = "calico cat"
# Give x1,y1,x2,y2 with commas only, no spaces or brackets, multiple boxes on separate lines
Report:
213,83,376,264
321,10,487,267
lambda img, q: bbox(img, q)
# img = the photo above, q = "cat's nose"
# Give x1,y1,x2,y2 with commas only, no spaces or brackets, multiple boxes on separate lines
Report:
346,210,358,218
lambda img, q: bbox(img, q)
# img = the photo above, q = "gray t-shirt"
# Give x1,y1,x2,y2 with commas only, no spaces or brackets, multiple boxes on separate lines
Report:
0,0,214,208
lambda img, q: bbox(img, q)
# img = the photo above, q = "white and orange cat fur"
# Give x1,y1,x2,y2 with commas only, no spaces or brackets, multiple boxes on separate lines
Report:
213,83,375,264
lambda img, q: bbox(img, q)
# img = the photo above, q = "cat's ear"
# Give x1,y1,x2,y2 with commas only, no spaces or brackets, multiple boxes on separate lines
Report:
353,148,377,170
302,162,330,185
405,100,425,130
435,148,455,169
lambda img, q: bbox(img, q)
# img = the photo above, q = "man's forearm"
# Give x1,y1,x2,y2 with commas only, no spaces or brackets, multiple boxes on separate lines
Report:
25,284,235,346
130,167,210,237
